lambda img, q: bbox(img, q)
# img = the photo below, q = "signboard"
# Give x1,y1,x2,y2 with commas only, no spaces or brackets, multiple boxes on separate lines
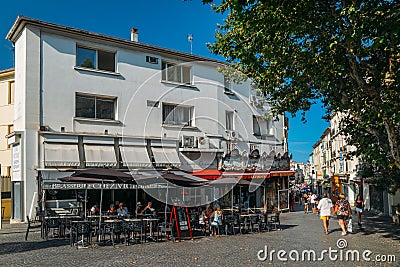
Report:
41,183,169,190
170,206,193,241
12,144,21,182
278,189,289,211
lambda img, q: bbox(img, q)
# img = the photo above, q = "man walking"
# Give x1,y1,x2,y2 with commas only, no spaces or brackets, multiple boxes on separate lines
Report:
317,193,334,235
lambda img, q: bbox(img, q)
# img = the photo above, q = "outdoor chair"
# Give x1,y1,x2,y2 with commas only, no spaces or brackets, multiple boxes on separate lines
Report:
124,220,143,245
268,212,281,231
223,214,236,235
25,215,43,241
44,217,62,240
250,215,261,232
259,213,270,232
70,221,92,249
111,220,124,246
157,220,174,242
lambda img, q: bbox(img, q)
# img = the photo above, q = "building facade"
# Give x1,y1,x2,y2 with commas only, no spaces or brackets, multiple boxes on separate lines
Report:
5,17,291,222
0,68,14,220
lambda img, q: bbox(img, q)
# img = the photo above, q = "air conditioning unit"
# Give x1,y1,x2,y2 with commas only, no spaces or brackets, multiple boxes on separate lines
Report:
197,136,210,149
226,130,238,140
181,135,195,148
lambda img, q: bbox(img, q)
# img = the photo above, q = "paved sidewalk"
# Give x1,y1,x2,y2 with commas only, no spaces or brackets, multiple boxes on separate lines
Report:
0,206,398,267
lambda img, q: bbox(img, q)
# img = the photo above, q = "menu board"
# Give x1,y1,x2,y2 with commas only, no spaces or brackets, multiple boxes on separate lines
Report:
170,206,193,241
278,189,289,211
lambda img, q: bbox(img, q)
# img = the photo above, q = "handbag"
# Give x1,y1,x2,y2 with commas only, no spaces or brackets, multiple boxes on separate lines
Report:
347,218,353,233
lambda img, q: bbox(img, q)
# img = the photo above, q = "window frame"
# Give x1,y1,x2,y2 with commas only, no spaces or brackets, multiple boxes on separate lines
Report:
8,81,15,105
226,111,234,131
161,60,192,85
76,45,116,73
75,93,117,121
162,103,194,127
252,115,261,136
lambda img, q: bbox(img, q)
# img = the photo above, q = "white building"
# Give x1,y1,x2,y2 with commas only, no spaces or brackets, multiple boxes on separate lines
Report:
6,16,289,222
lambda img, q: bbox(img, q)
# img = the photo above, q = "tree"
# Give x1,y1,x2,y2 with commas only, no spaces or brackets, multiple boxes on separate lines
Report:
203,0,400,190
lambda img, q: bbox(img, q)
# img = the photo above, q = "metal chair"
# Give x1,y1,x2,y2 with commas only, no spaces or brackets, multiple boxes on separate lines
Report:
250,215,261,232
268,212,281,230
71,221,92,249
25,215,43,241
157,220,174,242
124,220,143,245
44,217,62,240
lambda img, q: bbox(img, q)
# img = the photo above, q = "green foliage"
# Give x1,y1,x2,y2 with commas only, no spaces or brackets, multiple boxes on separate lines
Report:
204,0,400,191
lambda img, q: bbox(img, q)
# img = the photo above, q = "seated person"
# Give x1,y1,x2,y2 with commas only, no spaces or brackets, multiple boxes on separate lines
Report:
117,202,128,217
142,201,156,217
90,204,100,216
107,204,117,216
135,202,144,217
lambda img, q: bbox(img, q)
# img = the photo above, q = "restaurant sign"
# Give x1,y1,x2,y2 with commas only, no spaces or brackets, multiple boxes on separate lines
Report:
42,183,169,190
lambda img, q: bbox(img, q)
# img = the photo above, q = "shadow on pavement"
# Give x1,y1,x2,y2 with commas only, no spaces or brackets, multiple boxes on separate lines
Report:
354,210,400,241
0,239,68,255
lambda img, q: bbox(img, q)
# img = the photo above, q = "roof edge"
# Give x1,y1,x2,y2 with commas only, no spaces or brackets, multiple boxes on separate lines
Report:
6,16,226,65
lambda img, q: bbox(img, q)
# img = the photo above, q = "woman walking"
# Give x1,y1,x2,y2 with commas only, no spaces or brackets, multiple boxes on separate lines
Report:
354,195,365,227
335,193,352,236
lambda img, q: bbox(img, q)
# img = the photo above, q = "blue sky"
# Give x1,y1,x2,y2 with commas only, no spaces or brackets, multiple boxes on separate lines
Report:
0,0,329,163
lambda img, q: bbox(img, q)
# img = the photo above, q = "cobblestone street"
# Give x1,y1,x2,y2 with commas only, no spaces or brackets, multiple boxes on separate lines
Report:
0,205,399,267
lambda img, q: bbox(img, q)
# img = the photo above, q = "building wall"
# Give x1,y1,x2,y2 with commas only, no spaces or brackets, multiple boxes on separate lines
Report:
0,68,14,220
7,17,288,221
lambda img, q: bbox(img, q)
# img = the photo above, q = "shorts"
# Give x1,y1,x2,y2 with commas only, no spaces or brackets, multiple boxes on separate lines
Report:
337,215,349,220
311,203,316,208
320,216,330,220
355,207,363,213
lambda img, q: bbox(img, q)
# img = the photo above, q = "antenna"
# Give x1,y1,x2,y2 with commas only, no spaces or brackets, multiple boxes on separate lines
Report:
187,34,193,54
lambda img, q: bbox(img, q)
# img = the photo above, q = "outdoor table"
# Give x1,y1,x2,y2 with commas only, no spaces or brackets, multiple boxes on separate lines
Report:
143,218,159,242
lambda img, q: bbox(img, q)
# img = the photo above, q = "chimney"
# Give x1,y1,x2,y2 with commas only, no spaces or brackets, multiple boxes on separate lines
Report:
131,28,139,42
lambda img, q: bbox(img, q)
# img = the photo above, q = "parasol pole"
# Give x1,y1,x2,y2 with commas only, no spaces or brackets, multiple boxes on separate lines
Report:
84,188,87,219
98,179,104,242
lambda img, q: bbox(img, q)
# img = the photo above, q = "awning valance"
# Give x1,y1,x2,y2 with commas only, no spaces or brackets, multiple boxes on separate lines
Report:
120,146,151,167
151,147,180,166
44,143,80,167
84,145,117,167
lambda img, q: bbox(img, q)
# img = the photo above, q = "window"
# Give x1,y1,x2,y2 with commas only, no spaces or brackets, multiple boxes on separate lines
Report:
162,103,193,126
8,81,14,104
75,94,116,120
226,111,234,130
161,61,191,85
223,77,235,95
76,46,115,72
253,116,261,136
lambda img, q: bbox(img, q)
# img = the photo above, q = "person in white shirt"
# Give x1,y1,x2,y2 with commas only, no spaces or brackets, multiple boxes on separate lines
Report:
317,193,334,235
310,192,318,214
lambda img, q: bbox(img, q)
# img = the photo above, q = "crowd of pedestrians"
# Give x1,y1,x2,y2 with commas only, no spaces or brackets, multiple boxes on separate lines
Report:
292,187,364,237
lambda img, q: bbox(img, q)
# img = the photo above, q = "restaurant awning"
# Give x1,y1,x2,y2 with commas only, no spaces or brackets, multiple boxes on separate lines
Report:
119,145,151,168
44,143,80,167
151,147,181,167
84,145,117,167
